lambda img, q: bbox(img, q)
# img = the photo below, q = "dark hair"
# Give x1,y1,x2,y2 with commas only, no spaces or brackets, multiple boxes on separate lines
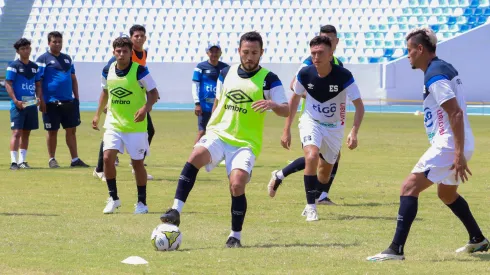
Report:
320,25,337,36
47,31,63,42
239,31,263,49
309,35,332,48
406,29,436,53
14,38,31,50
129,25,146,37
113,36,133,51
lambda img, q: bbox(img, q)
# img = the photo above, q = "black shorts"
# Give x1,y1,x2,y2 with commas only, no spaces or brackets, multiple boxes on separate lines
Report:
198,112,212,131
42,100,81,131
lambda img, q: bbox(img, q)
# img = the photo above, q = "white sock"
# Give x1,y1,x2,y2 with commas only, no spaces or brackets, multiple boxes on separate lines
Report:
229,231,241,240
19,149,27,163
318,192,328,201
49,157,55,162
71,157,79,163
276,170,285,180
172,199,185,213
10,151,18,164
307,204,317,210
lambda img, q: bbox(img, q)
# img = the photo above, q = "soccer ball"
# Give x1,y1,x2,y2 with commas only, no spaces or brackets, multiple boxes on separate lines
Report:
151,223,182,251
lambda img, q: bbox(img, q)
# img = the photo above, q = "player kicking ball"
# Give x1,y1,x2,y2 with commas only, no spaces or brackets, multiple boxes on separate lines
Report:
159,31,289,247
283,36,364,221
92,37,159,214
367,27,488,262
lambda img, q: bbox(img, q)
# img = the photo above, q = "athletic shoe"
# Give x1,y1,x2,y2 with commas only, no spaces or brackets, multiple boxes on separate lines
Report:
49,158,60,168
267,170,282,198
103,197,121,214
134,202,149,214
10,162,19,170
225,237,242,248
304,205,319,222
318,197,336,205
92,168,106,181
455,238,489,253
132,168,154,180
367,248,405,262
71,158,89,167
160,208,180,226
18,162,31,169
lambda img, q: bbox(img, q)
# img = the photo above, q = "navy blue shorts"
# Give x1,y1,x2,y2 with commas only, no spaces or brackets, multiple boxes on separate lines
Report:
198,112,212,131
10,106,39,130
42,100,81,131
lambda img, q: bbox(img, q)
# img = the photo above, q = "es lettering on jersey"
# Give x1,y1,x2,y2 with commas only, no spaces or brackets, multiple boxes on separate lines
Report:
294,65,360,128
36,52,75,102
422,57,474,150
192,61,229,112
6,60,41,108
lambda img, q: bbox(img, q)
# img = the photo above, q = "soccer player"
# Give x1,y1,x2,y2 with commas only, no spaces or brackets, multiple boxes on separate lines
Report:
92,37,159,214
284,36,364,221
93,25,155,180
36,31,88,168
159,31,289,247
6,38,43,170
191,44,229,144
367,27,488,261
269,25,344,205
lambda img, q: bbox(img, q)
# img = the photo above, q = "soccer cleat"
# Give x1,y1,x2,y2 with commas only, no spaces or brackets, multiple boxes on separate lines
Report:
18,162,31,169
318,197,336,205
134,202,149,214
160,208,181,226
92,168,106,181
225,237,242,248
367,248,405,262
71,158,89,167
49,158,60,168
305,206,319,222
103,197,121,214
131,169,154,180
10,162,19,170
267,170,283,198
455,238,489,253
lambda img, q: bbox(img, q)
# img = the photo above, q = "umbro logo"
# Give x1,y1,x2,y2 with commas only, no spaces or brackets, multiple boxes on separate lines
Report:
110,87,133,99
307,83,314,89
19,68,24,72
226,90,253,104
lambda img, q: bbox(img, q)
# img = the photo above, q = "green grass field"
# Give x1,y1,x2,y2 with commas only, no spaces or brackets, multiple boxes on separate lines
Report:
1,111,489,274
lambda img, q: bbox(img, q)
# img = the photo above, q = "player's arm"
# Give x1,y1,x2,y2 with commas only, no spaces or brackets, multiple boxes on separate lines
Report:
345,80,364,150
280,76,304,149
192,66,202,116
252,74,289,117
135,67,159,122
212,69,226,114
93,67,110,130
5,66,23,109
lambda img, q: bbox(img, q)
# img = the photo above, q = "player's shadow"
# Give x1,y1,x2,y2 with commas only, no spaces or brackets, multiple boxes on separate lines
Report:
431,254,490,262
328,214,423,221
472,254,490,261
0,212,59,217
245,242,359,249
342,202,398,207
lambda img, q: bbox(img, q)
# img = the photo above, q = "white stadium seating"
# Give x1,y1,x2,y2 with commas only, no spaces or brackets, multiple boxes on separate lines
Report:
25,0,490,63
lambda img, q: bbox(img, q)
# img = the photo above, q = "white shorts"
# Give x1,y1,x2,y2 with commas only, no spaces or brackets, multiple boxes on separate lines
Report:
103,129,149,160
194,133,255,178
411,146,473,185
298,116,344,164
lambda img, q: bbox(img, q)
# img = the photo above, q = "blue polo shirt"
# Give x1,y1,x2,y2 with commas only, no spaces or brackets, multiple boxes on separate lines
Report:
36,52,75,103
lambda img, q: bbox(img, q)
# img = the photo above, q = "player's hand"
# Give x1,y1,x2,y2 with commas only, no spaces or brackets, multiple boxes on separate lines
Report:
252,99,277,113
450,153,472,183
92,115,100,131
281,129,292,150
346,131,358,150
14,100,24,110
134,106,148,122
39,99,46,113
194,105,202,116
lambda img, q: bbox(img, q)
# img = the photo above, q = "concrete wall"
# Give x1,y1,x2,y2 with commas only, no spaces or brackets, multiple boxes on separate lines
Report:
76,62,382,104
382,23,490,103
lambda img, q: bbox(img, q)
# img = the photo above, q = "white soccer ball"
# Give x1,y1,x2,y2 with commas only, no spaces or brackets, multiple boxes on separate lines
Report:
151,223,182,251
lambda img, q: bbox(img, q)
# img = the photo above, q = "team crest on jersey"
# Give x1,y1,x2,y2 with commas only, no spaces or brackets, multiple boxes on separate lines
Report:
329,85,338,92
64,59,70,64
204,69,211,73
307,83,314,89
19,68,24,73
31,68,37,73
50,60,55,64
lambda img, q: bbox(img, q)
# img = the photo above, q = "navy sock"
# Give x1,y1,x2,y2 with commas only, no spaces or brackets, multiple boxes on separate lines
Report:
391,196,418,254
231,194,247,232
282,157,305,177
175,162,199,202
96,141,104,173
106,178,118,200
446,196,485,243
304,175,317,204
137,185,147,205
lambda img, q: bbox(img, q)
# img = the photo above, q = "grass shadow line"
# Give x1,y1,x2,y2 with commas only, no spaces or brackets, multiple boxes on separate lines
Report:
0,212,59,217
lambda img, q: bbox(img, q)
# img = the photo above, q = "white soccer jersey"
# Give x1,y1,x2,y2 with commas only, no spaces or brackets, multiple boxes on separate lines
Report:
422,57,474,151
294,65,360,128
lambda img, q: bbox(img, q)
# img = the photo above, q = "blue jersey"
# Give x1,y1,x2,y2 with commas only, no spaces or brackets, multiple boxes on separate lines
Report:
6,60,41,108
36,52,75,102
192,61,229,112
